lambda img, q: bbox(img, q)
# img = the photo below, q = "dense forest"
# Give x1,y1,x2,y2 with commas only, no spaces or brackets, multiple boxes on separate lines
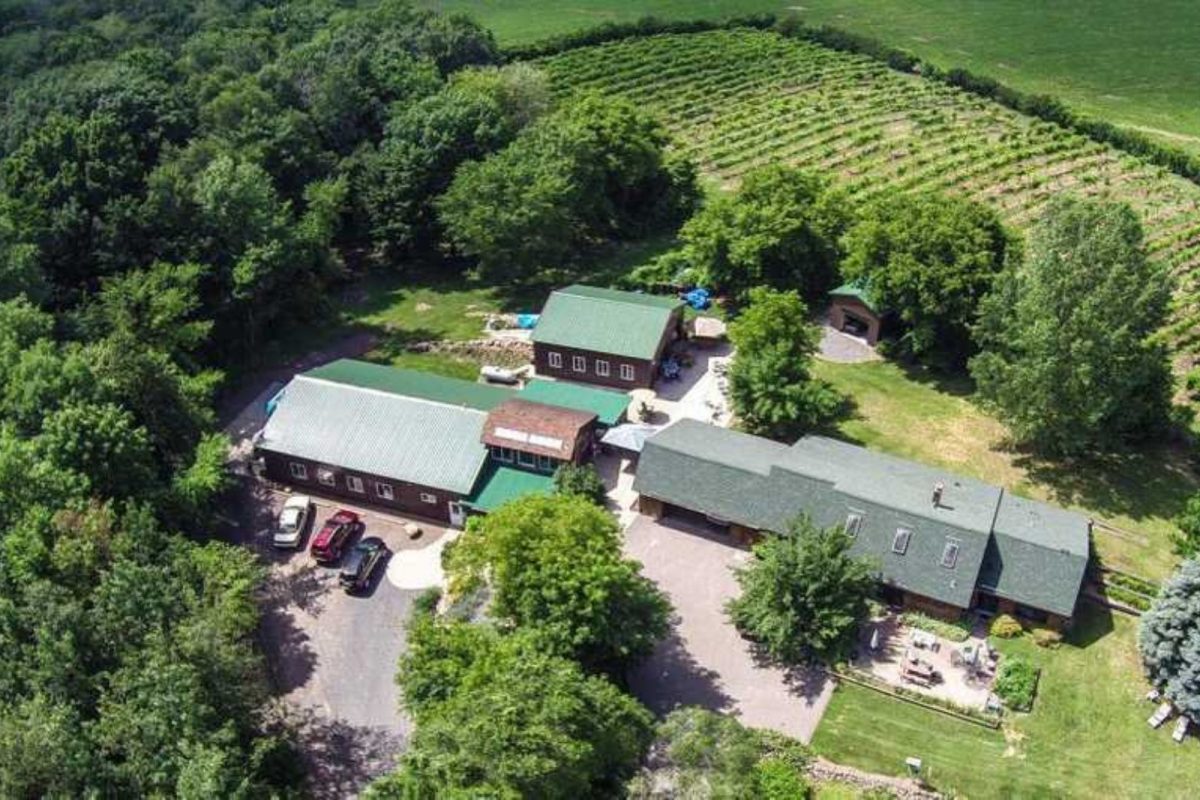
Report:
0,1,701,795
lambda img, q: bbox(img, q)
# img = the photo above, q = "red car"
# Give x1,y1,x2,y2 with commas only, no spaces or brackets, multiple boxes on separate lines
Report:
310,509,361,563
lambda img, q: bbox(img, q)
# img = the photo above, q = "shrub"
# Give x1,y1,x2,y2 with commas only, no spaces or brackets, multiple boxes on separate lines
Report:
552,462,607,505
755,758,811,799
413,587,442,618
993,657,1040,711
1031,627,1062,649
901,611,972,643
989,613,1023,638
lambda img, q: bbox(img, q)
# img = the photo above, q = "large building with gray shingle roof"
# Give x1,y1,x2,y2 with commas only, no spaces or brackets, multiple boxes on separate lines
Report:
634,419,1090,625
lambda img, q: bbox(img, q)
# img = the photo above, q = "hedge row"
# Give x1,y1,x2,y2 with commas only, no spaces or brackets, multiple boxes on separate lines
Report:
507,13,1200,186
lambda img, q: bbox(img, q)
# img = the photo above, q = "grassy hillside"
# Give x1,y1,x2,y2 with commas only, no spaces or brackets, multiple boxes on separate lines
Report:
424,1,1200,152
538,29,1200,360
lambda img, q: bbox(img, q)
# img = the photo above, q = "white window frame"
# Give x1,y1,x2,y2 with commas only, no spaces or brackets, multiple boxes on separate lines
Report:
517,450,537,468
538,455,555,472
347,475,365,494
317,468,336,487
844,511,864,538
941,538,960,569
892,527,912,555
595,359,610,377
548,351,563,369
419,492,438,505
493,446,514,463
619,363,635,382
572,355,587,373
376,482,395,501
289,462,308,481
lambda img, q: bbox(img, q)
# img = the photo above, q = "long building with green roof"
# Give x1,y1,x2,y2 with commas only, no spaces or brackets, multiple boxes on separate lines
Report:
634,419,1089,625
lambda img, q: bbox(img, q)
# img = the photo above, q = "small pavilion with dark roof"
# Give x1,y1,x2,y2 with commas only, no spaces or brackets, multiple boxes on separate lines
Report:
829,281,884,345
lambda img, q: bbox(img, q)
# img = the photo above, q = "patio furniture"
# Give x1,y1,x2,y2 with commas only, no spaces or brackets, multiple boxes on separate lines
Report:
1146,688,1162,703
869,627,881,651
910,630,938,650
404,522,423,540
1149,701,1174,729
1173,716,1190,743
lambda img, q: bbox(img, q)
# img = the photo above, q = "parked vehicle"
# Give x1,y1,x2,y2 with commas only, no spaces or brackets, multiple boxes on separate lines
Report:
310,509,361,563
273,495,313,548
339,536,387,592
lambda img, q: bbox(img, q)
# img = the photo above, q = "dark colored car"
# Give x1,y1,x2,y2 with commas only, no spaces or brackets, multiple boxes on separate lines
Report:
310,509,361,563
339,536,387,592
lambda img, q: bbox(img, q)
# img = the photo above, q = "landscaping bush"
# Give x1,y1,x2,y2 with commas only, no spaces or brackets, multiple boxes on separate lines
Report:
993,657,1040,711
989,614,1024,638
901,611,971,643
413,587,442,618
1031,628,1063,649
553,462,607,505
755,758,811,799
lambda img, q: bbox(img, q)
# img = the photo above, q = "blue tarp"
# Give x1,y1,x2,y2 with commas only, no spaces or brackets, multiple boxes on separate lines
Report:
683,288,711,310
516,313,539,329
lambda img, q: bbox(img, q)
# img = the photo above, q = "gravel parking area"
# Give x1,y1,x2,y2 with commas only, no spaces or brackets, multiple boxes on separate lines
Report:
623,514,834,743
227,480,451,798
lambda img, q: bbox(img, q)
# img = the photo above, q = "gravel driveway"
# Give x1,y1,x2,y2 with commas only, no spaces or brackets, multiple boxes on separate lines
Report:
228,481,450,798
623,515,834,743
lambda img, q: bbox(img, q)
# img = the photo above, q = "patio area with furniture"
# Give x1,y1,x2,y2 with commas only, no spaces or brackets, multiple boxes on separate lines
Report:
853,614,1000,710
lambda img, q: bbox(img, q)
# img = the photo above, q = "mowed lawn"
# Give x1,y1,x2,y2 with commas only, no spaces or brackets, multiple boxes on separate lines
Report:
812,360,1198,581
424,0,1200,152
813,604,1200,799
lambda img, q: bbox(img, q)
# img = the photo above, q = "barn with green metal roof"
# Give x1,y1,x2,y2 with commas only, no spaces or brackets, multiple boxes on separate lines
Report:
531,284,685,389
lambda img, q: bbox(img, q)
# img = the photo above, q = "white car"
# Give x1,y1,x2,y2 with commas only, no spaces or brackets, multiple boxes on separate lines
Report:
273,495,313,548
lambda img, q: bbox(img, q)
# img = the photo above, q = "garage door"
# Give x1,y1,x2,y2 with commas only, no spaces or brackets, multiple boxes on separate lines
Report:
663,503,731,535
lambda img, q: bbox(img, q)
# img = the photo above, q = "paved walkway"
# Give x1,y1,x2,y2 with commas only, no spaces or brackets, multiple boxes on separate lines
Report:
818,324,881,364
623,515,834,743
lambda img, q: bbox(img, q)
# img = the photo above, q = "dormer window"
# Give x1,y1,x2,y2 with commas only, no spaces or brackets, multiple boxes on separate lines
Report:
941,538,960,569
892,527,912,555
844,512,864,538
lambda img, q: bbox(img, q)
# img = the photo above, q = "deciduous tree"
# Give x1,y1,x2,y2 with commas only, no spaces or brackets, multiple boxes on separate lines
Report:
728,516,876,663
841,190,1011,366
970,197,1173,455
727,287,844,441
448,494,670,671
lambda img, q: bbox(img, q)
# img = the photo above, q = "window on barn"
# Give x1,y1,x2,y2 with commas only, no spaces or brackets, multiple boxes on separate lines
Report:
289,462,308,481
548,351,562,369
419,492,437,504
572,355,586,372
892,527,912,555
376,482,395,501
940,539,960,569
619,364,635,381
595,359,610,377
844,512,864,538
347,475,365,493
317,468,336,487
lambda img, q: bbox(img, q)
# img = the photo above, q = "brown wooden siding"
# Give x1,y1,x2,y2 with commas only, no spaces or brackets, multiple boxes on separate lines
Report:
533,308,684,389
260,450,461,523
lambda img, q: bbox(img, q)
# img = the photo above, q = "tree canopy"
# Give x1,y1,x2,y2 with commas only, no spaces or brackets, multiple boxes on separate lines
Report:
675,164,849,302
1139,560,1200,719
727,287,844,441
385,625,653,799
841,189,1011,366
970,196,1173,455
447,494,670,672
728,516,876,663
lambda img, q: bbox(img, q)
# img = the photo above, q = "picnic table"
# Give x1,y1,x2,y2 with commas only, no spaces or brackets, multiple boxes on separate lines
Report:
902,650,936,686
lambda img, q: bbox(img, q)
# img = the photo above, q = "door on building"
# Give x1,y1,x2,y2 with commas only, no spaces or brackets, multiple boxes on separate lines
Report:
448,502,467,528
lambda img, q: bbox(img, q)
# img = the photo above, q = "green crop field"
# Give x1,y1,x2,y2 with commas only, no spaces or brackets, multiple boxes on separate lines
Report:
538,29,1200,358
424,1,1200,152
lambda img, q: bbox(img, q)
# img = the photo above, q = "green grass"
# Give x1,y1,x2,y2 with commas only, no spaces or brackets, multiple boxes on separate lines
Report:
813,359,1198,580
421,0,785,45
813,604,1199,799
425,1,1200,152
